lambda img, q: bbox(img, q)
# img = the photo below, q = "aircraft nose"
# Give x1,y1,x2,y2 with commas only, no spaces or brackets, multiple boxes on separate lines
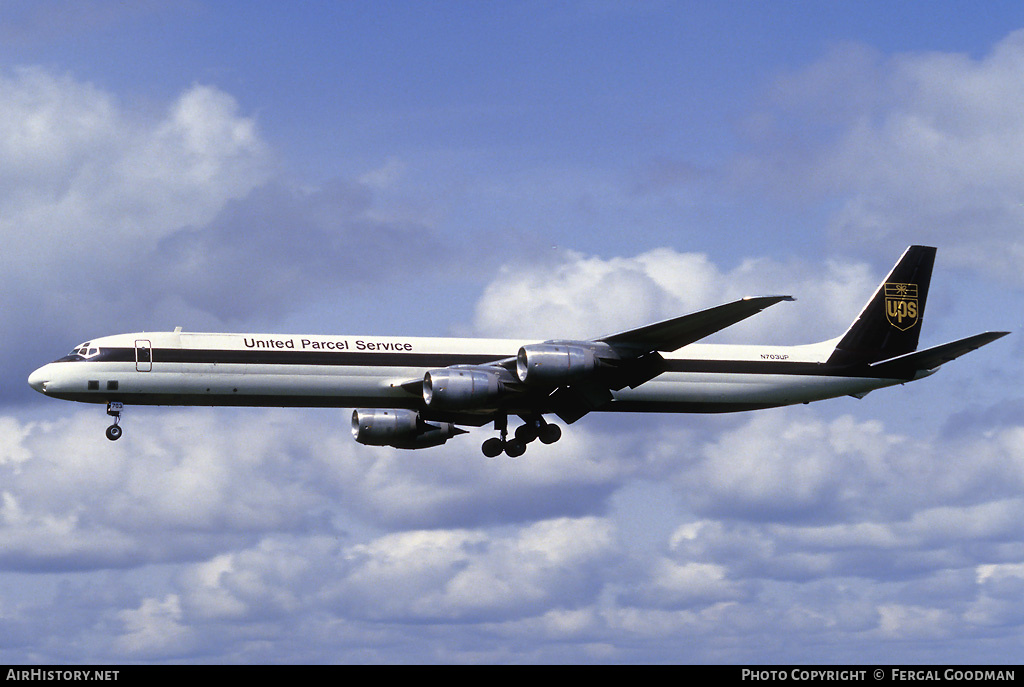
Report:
28,365,51,393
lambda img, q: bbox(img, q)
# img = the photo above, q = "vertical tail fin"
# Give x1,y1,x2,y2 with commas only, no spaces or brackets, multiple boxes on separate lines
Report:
828,246,936,365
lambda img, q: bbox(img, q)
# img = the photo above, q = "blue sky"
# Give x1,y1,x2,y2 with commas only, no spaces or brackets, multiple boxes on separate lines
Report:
2,1,1024,663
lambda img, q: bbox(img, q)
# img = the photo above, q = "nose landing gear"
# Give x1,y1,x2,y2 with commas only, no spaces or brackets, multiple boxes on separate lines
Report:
105,402,123,441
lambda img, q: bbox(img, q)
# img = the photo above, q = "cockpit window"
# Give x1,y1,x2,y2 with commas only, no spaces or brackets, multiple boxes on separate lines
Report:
68,343,101,359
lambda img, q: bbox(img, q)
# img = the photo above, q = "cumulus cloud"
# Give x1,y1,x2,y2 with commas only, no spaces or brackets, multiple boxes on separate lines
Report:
0,411,333,571
0,406,636,572
0,69,273,396
736,31,1024,282
2,69,448,401
3,394,1023,661
471,247,877,344
0,69,270,270
324,517,617,622
115,595,196,659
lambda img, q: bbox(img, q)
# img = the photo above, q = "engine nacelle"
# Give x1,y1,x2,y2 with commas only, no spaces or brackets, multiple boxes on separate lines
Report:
351,409,462,449
422,368,504,410
516,343,599,386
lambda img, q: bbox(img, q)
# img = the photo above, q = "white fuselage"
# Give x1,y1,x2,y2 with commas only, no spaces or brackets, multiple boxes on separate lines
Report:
27,330,914,415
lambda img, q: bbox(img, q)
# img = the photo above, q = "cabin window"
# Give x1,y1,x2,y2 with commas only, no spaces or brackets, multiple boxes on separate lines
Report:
107,381,118,391
88,380,99,390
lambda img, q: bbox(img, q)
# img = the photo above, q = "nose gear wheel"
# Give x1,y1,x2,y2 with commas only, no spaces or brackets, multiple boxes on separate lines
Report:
105,402,123,441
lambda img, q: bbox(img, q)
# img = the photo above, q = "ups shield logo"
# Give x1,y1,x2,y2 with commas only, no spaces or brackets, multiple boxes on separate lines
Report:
885,283,919,331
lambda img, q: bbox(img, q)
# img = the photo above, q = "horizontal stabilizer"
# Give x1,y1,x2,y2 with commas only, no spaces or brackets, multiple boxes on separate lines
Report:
869,331,1009,378
598,295,794,353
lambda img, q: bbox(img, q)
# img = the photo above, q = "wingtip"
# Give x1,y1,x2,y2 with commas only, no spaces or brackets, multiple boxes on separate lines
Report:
743,294,796,303
976,330,1011,341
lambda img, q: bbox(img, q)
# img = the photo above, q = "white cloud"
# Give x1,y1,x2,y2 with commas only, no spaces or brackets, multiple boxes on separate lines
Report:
737,31,1024,282
4,233,1018,661
0,69,270,267
180,554,248,620
877,604,955,640
165,517,618,628
115,594,196,659
965,563,1024,627
3,392,1023,662
0,417,34,466
0,67,117,184
1,68,449,399
686,413,905,521
0,69,274,394
0,407,631,571
645,559,746,607
471,247,877,345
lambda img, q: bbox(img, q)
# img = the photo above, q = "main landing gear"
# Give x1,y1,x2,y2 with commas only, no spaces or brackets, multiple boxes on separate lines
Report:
105,401,123,441
481,415,562,458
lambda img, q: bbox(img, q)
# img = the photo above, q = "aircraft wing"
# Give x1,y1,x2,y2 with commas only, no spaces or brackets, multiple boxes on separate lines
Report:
464,295,794,378
529,295,793,423
868,331,1010,378
414,295,795,426
596,295,795,354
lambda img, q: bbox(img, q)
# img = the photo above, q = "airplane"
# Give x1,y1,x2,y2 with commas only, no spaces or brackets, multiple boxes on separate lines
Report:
27,246,1008,457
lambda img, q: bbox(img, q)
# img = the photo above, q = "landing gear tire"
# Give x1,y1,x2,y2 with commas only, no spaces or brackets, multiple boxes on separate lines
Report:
482,437,504,458
482,415,530,459
514,424,538,443
105,401,123,441
538,423,561,444
504,438,527,458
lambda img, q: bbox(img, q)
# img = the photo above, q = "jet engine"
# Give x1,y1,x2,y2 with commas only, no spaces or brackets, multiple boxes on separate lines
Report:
351,409,464,449
516,343,601,386
423,368,504,410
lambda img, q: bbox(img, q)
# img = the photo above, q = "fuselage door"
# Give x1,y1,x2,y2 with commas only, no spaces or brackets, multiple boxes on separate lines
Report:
135,339,153,372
